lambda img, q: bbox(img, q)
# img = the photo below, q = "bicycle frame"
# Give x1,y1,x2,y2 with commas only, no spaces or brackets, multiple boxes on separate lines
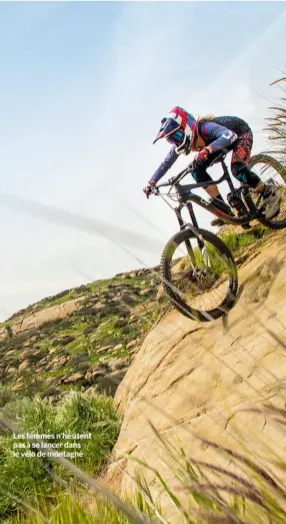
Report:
156,152,259,231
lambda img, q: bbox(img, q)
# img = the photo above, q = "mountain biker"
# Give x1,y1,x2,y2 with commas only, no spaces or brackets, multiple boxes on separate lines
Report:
143,107,281,226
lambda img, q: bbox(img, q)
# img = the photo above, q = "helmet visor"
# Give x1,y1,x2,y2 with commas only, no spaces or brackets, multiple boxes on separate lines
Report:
153,118,180,144
167,130,184,146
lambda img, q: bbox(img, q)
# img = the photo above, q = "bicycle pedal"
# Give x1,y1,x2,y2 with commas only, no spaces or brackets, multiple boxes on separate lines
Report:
211,218,225,227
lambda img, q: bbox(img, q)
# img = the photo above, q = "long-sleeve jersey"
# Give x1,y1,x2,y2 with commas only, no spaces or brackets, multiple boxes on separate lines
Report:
150,115,251,184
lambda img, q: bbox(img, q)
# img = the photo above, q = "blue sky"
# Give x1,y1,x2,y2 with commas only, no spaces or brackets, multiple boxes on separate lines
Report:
0,1,285,319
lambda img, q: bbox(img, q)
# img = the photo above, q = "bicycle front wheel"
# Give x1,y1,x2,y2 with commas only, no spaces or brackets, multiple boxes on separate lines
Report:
160,228,238,322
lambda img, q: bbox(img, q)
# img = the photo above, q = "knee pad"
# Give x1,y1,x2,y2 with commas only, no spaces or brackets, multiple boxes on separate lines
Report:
231,163,248,183
192,170,198,182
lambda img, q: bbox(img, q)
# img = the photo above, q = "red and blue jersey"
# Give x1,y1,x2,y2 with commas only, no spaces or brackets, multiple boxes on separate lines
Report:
151,116,252,184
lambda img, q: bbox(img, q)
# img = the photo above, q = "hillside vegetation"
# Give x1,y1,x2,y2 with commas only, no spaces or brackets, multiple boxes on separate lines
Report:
0,224,276,405
0,267,162,401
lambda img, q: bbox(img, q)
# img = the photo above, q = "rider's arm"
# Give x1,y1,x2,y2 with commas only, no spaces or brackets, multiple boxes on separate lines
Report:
150,145,179,184
200,121,238,153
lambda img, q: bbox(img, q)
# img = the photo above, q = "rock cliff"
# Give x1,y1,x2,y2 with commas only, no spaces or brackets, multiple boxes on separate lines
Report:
104,231,286,521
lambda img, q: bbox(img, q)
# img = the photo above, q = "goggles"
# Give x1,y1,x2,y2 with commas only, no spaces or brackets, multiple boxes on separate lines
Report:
167,129,184,146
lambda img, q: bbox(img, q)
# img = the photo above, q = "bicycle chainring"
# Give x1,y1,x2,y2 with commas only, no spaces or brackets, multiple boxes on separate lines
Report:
227,192,249,217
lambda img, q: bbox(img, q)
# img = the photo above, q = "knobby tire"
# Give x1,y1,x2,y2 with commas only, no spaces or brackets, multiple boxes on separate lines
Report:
160,228,238,322
248,154,286,230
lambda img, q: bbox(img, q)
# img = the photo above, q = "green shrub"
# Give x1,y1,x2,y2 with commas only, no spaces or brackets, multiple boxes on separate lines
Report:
0,391,120,520
6,407,286,523
0,386,20,409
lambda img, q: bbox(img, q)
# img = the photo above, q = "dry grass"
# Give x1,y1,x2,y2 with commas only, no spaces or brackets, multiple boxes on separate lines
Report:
264,75,286,164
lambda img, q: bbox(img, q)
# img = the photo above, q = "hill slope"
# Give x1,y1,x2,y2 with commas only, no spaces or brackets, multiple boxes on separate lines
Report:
103,230,286,522
0,267,163,400
0,225,278,402
1,222,286,522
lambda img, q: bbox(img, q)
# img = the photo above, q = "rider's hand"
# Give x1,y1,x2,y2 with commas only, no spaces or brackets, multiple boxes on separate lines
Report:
193,147,211,168
143,179,156,199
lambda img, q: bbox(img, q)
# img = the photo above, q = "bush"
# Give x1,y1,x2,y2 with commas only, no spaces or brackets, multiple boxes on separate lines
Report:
6,407,286,523
0,385,20,409
0,390,120,520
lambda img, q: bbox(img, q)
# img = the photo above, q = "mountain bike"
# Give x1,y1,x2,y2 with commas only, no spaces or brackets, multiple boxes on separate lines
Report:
151,152,286,322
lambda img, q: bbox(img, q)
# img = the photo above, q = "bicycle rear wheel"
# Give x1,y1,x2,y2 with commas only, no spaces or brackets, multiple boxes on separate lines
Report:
160,228,238,322
247,154,286,230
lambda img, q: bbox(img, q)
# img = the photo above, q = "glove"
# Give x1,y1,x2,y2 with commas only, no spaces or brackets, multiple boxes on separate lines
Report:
143,179,156,199
193,147,211,169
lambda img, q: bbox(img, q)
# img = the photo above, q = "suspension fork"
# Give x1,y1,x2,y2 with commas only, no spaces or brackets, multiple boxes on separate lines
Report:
174,203,205,266
186,202,205,251
174,203,186,230
186,203,210,269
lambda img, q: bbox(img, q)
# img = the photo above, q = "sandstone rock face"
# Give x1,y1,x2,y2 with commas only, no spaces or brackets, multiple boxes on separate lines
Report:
104,235,286,521
10,297,85,335
62,373,86,384
19,349,47,363
18,361,32,375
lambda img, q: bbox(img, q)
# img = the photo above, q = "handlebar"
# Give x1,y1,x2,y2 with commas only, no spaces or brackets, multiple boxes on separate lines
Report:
156,165,192,190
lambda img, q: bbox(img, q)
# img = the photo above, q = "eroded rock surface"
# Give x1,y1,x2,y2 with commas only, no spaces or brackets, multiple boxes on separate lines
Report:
104,236,286,521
